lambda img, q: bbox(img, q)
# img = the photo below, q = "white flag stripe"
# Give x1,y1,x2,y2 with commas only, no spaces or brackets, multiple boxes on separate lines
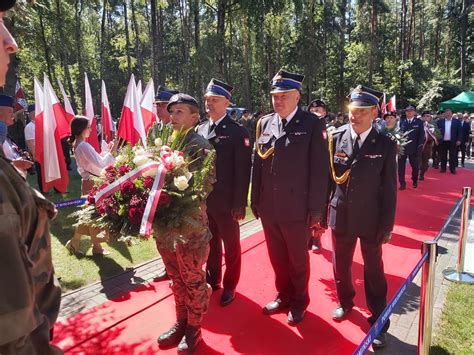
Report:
58,79,75,116
43,75,61,183
84,73,94,121
34,77,44,114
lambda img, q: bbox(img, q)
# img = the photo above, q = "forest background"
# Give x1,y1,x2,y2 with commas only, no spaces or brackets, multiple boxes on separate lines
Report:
2,0,473,117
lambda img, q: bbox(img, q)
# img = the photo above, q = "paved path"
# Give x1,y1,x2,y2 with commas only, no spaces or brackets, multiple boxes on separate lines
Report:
59,157,474,353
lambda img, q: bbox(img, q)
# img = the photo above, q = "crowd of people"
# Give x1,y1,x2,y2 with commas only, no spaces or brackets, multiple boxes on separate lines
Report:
1,1,473,353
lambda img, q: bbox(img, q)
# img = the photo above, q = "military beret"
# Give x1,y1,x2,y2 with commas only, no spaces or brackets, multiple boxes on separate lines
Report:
27,104,35,113
348,85,383,108
0,0,16,12
155,86,179,103
270,69,304,94
0,94,14,107
422,110,431,116
383,111,396,119
167,93,199,112
308,99,327,109
205,78,233,100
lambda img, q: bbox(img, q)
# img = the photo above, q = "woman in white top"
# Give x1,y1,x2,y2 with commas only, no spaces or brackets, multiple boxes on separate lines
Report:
67,116,115,256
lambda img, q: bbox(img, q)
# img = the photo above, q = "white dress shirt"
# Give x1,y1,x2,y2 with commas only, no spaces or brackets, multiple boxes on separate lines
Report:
277,106,298,135
443,119,452,141
350,125,373,148
74,140,115,180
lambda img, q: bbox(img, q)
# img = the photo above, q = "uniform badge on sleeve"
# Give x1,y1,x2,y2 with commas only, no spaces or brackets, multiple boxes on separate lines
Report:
322,130,327,140
244,138,250,147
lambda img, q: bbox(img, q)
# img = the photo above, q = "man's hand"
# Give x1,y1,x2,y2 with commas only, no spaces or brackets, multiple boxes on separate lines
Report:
456,140,461,146
251,205,259,219
12,158,33,170
307,212,322,229
231,207,246,221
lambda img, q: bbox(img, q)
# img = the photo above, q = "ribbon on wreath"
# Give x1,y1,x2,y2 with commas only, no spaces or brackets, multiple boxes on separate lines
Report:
95,161,168,237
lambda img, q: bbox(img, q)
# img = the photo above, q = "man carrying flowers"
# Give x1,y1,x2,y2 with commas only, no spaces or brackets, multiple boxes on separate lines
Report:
156,94,215,354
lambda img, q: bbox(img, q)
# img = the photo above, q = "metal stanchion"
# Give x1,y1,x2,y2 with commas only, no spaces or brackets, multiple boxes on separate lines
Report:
443,186,474,283
418,240,438,355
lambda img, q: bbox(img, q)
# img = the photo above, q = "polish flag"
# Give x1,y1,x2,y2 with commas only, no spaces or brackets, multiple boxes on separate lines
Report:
101,80,113,143
137,80,143,101
388,95,396,112
84,73,101,153
34,77,45,187
117,74,147,147
141,79,156,134
37,76,69,193
57,79,75,123
381,93,387,115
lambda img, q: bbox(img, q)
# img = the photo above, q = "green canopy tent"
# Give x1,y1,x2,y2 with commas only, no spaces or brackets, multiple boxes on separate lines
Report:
439,91,474,113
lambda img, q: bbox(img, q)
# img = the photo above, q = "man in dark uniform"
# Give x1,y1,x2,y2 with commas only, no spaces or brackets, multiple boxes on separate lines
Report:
327,85,397,349
436,108,462,174
156,93,215,353
196,78,252,307
0,2,63,353
419,111,439,180
251,69,329,325
398,104,425,190
153,85,179,282
460,114,471,167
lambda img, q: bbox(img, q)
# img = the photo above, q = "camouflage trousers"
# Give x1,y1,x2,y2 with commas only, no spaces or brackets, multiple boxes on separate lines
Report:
158,241,211,326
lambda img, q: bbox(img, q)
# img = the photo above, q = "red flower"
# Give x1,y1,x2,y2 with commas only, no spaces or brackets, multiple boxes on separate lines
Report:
99,183,109,191
118,165,131,176
128,207,144,225
87,193,95,205
143,176,154,189
158,192,172,206
122,181,136,195
129,194,143,208
105,166,118,182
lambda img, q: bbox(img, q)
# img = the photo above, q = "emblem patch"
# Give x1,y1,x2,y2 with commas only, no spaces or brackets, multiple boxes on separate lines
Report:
322,130,327,140
244,138,250,147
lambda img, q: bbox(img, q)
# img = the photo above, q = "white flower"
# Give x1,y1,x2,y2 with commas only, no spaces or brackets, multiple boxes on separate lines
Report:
116,154,127,165
174,176,189,191
154,138,163,148
172,153,186,168
135,148,146,156
133,155,150,166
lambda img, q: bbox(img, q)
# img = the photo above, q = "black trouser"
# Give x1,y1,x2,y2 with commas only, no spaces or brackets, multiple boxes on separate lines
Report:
398,152,420,186
260,217,310,311
460,143,468,166
420,143,434,176
61,138,71,169
331,230,389,332
439,141,458,172
432,144,440,168
206,210,241,291
34,161,45,193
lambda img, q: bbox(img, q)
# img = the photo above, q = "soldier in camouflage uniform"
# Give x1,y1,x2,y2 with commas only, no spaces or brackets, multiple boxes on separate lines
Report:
156,94,214,354
0,2,63,354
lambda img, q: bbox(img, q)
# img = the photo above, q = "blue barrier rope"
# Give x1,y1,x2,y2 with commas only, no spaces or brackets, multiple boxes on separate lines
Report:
353,250,429,355
54,198,86,209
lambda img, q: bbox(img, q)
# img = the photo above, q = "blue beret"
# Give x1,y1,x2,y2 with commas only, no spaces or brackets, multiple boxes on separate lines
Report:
348,85,382,108
167,93,199,112
27,104,35,113
270,69,304,93
205,78,233,100
155,86,179,103
0,95,14,108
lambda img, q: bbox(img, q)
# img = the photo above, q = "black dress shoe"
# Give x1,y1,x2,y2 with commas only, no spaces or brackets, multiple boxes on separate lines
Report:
220,289,235,306
372,332,387,349
440,169,446,173
399,185,406,191
450,170,456,174
287,309,305,325
210,284,221,291
177,325,202,353
157,321,187,348
332,305,353,321
419,175,424,181
413,182,417,188
262,299,290,315
154,269,169,282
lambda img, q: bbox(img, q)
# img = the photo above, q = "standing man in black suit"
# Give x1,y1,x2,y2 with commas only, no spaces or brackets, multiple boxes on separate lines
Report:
327,85,397,349
196,79,252,307
460,114,471,167
398,105,425,190
436,108,463,174
251,69,329,325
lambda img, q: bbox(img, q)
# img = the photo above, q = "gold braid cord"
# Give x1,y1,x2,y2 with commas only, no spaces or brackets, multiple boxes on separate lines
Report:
328,132,351,185
256,118,275,160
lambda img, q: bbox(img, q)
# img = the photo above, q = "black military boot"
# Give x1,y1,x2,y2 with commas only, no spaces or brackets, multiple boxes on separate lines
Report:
157,320,187,348
177,325,202,353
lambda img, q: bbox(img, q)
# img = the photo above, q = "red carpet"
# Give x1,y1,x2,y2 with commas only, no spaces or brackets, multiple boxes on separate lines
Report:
53,169,474,354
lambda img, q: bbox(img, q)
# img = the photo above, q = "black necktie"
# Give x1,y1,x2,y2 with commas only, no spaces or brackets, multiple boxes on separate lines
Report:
281,118,288,131
353,135,361,156
209,122,216,134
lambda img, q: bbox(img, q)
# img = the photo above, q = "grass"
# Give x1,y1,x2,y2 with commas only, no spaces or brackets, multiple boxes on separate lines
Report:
28,168,255,293
431,282,474,354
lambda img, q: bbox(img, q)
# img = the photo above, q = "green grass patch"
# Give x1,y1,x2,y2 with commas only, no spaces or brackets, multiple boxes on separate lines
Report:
431,282,474,354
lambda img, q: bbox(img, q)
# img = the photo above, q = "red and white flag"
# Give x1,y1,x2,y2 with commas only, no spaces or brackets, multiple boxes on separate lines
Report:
101,80,113,143
36,76,69,193
137,80,143,102
381,93,387,115
141,78,156,134
14,79,28,112
388,95,396,112
117,74,147,147
57,79,75,123
84,73,101,153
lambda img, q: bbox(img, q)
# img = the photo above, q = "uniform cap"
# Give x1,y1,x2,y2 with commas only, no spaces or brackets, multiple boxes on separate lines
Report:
308,99,326,109
348,85,382,108
167,93,199,112
155,86,179,103
270,69,304,94
0,0,16,12
0,95,14,107
204,78,233,100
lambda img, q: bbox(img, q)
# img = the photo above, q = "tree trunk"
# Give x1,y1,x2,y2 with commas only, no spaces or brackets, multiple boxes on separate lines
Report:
36,5,54,81
123,0,132,77
73,0,84,110
216,0,226,77
369,0,378,85
459,0,468,86
130,0,143,79
100,0,108,78
338,0,347,109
